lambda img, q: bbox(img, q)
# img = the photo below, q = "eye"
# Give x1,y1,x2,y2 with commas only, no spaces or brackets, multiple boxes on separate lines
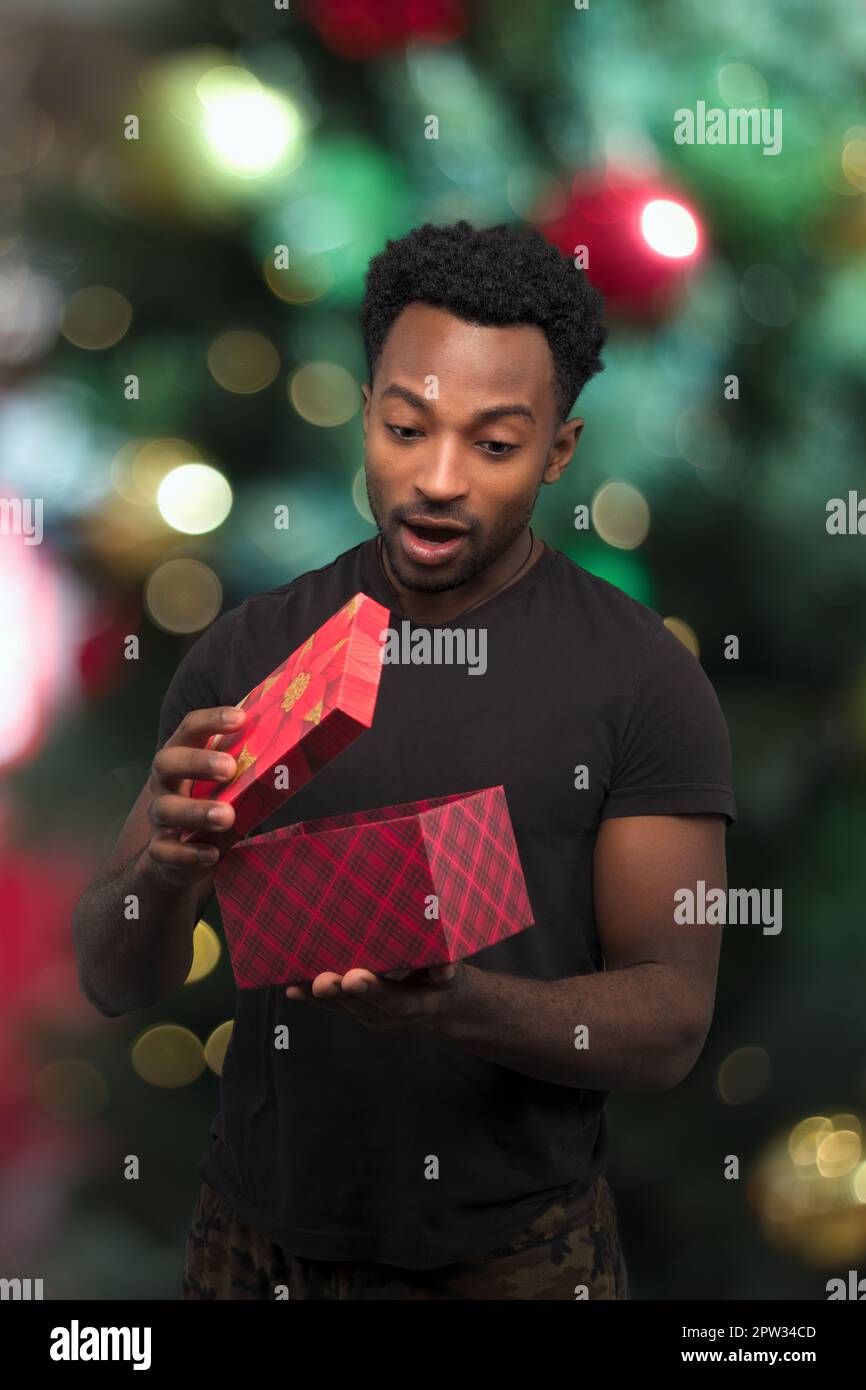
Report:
477,440,517,457
386,423,423,441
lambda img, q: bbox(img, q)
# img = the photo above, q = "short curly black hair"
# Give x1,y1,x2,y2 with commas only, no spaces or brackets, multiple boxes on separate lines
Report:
361,220,606,424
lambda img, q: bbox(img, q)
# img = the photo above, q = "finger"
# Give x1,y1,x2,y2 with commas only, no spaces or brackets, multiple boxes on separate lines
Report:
285,975,382,1020
153,746,238,789
340,968,379,996
339,970,409,1014
427,963,458,987
145,831,221,880
166,705,247,751
149,793,236,833
310,972,344,999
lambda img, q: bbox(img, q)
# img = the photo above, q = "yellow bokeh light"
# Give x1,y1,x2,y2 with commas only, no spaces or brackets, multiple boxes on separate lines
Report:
751,1116,866,1265
830,1113,861,1136
204,1021,234,1075
717,1045,771,1104
789,1115,834,1166
263,253,333,305
157,462,232,534
131,1025,206,1088
207,329,280,394
111,438,205,506
352,466,374,523
61,286,132,350
591,480,650,550
289,361,359,427
664,616,700,659
842,138,866,192
144,557,223,635
185,919,222,985
816,1130,861,1179
198,69,302,175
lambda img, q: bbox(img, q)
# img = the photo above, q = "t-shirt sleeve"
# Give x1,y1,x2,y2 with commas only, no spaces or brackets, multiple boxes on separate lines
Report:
154,609,239,754
601,620,737,824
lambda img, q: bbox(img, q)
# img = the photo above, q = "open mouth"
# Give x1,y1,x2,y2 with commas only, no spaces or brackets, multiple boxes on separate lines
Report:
399,519,469,565
404,521,465,542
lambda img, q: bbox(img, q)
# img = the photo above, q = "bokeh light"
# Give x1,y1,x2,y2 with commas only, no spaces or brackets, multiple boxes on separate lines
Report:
61,286,132,350
207,329,280,393
751,1114,866,1265
816,1129,861,1179
111,438,205,507
664,616,700,659
204,1020,233,1074
156,463,233,534
591,480,650,550
131,1025,207,1088
640,200,699,259
144,558,223,634
717,1045,771,1104
352,466,374,523
289,361,360,426
184,920,222,985
198,68,302,176
263,252,334,305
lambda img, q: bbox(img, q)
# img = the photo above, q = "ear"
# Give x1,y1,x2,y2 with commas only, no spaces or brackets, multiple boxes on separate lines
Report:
361,383,371,435
543,417,584,484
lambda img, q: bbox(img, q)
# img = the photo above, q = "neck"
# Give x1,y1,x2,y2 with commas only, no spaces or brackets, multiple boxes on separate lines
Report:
379,527,539,624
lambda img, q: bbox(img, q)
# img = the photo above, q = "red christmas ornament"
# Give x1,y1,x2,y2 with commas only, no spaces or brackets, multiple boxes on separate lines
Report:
537,167,704,320
302,0,466,59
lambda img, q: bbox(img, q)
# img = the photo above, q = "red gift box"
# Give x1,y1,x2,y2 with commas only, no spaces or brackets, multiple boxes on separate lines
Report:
181,592,389,847
213,785,534,987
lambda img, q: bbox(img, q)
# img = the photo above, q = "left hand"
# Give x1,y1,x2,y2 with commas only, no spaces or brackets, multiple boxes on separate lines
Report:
284,963,463,1032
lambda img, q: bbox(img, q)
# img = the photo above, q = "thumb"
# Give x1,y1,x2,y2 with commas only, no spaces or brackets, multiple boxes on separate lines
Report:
427,963,458,987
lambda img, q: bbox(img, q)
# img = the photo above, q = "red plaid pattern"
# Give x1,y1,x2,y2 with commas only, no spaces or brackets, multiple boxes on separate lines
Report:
213,785,534,987
181,592,389,847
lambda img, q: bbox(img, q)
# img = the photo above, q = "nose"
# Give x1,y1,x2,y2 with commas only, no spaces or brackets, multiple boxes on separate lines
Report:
411,439,469,507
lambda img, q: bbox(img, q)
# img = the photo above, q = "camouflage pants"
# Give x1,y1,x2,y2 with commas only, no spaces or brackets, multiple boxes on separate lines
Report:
182,1173,630,1300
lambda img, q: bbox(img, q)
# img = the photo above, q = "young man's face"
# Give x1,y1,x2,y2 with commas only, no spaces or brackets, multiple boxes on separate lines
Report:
362,303,582,593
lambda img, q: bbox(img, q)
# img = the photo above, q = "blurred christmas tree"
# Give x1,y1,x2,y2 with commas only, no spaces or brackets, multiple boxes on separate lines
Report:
2,0,865,1297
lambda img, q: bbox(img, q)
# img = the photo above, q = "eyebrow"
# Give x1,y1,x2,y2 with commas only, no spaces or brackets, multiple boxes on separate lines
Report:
380,383,536,427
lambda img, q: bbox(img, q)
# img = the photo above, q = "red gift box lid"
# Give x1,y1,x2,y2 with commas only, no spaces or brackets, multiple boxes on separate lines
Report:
182,591,389,844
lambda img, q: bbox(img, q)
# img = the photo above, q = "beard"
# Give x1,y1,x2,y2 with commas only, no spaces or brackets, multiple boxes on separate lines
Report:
365,470,541,594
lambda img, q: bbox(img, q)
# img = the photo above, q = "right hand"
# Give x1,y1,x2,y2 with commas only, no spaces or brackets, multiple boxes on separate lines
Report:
143,705,248,886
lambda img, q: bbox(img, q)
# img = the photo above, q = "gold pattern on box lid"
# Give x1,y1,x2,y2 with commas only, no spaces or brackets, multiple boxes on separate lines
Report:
303,698,323,725
282,671,311,711
230,744,256,783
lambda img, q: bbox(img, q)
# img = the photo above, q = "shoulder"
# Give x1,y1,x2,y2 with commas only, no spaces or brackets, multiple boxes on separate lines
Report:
546,546,665,661
545,546,727,718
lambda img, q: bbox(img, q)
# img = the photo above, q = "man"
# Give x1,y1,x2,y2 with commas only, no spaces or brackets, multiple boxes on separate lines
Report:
72,220,736,1300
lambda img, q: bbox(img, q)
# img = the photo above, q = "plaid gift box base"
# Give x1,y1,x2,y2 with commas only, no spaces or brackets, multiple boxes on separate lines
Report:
213,785,534,987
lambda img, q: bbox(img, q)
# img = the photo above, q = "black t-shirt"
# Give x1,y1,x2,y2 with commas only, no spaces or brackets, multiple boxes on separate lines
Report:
155,537,737,1268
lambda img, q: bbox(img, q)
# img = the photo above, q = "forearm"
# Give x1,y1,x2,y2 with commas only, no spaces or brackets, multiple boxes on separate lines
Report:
425,962,706,1092
72,850,205,1017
